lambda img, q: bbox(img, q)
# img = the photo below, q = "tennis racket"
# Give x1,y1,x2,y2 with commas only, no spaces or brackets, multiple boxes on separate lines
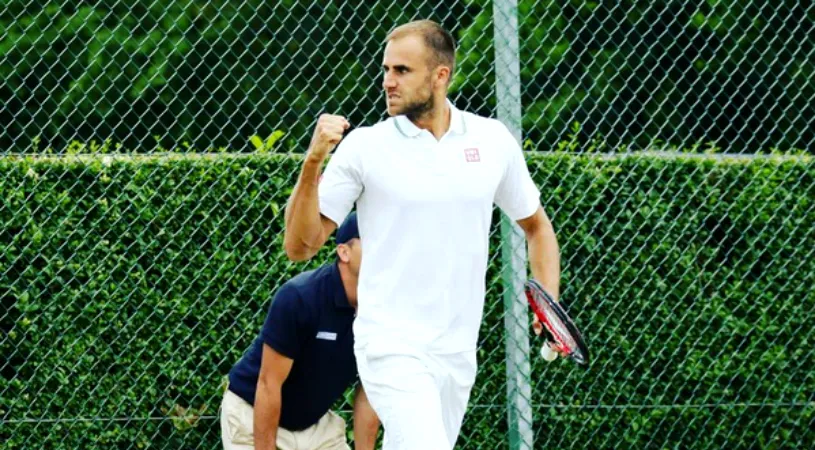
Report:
524,279,590,366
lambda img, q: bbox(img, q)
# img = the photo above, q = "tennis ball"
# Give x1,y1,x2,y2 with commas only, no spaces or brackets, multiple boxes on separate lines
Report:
540,343,558,362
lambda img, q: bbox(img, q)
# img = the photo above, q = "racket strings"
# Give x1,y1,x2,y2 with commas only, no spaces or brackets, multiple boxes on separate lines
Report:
533,293,577,353
541,312,574,353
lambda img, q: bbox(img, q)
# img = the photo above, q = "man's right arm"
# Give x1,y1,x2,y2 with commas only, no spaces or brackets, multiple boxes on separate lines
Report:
254,343,294,450
283,114,349,261
352,383,380,450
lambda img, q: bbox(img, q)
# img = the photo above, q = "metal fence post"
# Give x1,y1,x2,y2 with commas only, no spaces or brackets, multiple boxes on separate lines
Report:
493,1,534,449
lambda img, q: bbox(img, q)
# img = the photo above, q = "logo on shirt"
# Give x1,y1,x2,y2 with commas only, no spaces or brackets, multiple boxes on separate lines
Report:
316,331,337,341
464,147,480,162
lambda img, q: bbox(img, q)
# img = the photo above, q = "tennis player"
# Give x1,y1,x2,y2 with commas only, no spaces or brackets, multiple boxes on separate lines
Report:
221,213,380,450
283,20,560,450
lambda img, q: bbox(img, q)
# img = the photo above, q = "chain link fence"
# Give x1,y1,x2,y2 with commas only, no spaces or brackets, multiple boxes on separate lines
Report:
2,152,812,450
1,0,812,154
2,1,814,449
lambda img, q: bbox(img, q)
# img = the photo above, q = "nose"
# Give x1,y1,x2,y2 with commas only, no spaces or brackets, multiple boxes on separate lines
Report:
383,72,396,90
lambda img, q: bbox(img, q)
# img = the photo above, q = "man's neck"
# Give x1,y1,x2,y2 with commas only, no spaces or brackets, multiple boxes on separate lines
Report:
338,265,358,309
410,98,451,141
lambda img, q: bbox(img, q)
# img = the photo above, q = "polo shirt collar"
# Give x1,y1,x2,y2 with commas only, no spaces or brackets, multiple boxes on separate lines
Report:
328,262,354,310
393,98,466,138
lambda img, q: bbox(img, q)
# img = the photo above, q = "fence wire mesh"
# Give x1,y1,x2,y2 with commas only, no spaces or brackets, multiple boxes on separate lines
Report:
2,152,812,449
1,1,814,449
1,0,812,154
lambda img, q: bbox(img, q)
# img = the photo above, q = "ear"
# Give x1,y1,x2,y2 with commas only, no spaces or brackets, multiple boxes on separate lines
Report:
336,244,350,263
435,65,452,87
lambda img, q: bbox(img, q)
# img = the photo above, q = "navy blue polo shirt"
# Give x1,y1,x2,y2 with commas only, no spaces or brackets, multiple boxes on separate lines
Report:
228,262,357,431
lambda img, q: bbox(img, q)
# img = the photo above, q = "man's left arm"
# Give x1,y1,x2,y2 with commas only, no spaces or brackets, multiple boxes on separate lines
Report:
517,205,560,301
492,122,559,299
352,383,380,450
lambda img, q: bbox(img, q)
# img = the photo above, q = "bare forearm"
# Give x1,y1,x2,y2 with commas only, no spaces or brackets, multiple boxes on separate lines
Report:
254,381,282,450
284,113,349,260
353,386,380,450
284,154,325,260
527,215,560,300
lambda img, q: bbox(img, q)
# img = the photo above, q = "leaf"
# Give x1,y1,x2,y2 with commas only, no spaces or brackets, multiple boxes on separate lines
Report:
265,130,286,151
249,135,264,151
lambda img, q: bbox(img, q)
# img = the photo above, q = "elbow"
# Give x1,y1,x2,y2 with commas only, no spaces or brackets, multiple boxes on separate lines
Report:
284,243,306,262
257,371,281,396
283,237,315,262
256,374,270,391
284,244,310,262
366,417,381,431
353,414,381,437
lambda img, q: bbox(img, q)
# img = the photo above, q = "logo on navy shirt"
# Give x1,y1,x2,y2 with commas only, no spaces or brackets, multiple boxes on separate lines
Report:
316,331,337,341
464,148,480,162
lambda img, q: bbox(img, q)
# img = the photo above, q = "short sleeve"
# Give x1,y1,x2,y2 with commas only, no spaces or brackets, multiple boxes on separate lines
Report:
493,126,541,221
260,283,310,360
318,130,364,227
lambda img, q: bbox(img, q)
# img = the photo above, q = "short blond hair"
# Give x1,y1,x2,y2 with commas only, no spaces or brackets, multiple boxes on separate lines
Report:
385,20,456,76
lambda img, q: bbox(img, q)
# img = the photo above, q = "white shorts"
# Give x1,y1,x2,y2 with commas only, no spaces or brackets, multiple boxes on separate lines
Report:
220,389,350,450
355,341,477,450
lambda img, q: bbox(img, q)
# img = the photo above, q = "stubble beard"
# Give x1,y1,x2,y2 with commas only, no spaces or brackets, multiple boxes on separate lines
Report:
401,91,434,122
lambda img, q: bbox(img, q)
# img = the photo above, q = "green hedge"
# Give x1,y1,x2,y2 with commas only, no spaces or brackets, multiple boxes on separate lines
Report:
1,152,812,449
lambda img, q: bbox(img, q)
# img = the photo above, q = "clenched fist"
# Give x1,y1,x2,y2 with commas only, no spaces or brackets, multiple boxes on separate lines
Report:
307,114,350,161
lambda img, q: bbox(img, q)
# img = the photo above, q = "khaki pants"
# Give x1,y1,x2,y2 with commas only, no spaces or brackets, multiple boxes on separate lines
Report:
220,389,350,450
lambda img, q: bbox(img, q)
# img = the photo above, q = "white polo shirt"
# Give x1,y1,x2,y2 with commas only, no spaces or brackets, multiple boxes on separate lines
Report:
318,100,541,353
